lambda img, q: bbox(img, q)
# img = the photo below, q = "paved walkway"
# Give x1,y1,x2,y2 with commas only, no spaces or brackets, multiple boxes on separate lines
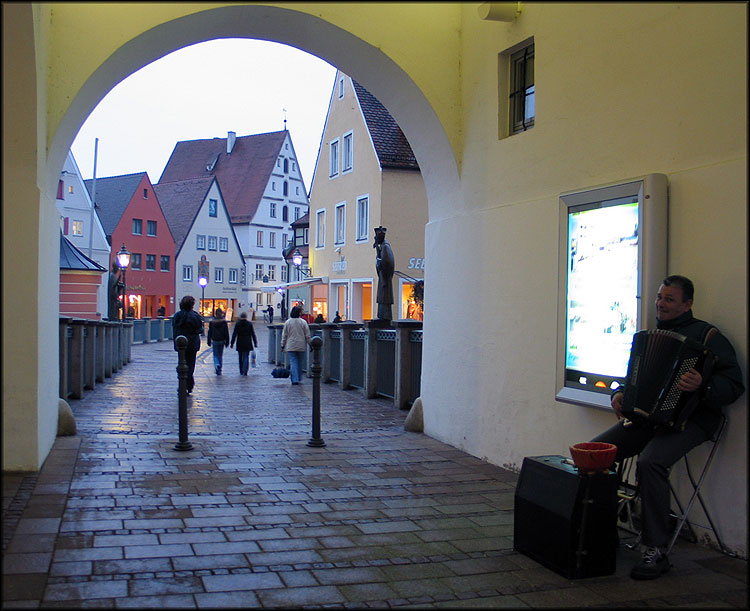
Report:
2,327,747,608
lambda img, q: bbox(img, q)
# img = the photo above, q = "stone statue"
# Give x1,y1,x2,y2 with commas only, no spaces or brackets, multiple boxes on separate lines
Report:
374,226,394,321
108,262,123,320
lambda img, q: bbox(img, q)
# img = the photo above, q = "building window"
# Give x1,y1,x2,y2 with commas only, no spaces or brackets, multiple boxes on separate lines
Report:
183,265,193,282
329,139,339,177
208,235,217,251
296,186,300,196
338,77,345,98
219,237,228,252
335,202,346,245
268,265,276,281
510,42,535,134
132,253,142,270
270,202,277,218
281,265,288,282
256,230,263,247
292,161,296,172
214,267,224,283
282,205,289,222
69,185,74,194
196,234,206,250
356,196,369,241
208,199,217,217
228,268,238,284
143,188,148,199
283,158,289,173
132,218,142,235
271,181,276,191
269,232,276,248
147,220,157,236
283,181,288,196
316,210,326,248
146,254,156,271
294,207,301,221
71,220,84,236
255,264,264,280
160,255,170,272
304,228,309,245
282,233,289,249
57,180,64,200
343,132,353,172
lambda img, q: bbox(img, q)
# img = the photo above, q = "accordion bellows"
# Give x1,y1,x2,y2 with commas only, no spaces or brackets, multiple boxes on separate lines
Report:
621,329,716,430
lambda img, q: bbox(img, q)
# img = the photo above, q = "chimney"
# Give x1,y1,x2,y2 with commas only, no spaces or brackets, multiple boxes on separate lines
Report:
227,131,236,155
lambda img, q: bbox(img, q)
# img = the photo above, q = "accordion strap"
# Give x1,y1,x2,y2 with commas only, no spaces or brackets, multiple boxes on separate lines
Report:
702,326,718,345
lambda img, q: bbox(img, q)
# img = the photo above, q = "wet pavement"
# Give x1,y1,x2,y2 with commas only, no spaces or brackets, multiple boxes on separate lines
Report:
2,327,747,608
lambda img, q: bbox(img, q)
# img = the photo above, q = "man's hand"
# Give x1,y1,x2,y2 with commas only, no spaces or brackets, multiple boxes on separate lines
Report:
611,391,624,419
677,368,703,392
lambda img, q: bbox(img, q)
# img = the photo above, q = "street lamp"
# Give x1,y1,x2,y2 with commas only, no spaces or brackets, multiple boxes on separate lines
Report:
198,275,208,317
291,248,311,278
116,243,131,320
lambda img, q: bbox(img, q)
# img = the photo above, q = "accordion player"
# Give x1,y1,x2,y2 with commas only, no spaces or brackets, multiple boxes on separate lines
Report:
620,329,718,430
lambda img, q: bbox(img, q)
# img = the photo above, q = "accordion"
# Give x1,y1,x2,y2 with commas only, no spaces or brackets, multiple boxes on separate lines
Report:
621,329,717,430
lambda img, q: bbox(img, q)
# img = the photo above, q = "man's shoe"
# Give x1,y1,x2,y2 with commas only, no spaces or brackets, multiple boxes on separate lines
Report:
630,546,670,580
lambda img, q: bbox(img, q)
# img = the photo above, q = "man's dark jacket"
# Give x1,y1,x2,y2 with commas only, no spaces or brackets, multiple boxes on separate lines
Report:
617,310,744,435
172,309,203,353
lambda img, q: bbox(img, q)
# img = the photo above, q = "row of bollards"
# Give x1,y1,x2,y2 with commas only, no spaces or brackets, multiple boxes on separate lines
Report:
172,334,326,452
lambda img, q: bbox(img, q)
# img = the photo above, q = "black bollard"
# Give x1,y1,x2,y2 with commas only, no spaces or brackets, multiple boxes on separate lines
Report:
174,335,194,451
307,336,326,447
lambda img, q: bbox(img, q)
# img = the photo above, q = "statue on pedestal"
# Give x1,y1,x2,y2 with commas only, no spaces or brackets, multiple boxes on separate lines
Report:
374,226,394,321
108,262,123,320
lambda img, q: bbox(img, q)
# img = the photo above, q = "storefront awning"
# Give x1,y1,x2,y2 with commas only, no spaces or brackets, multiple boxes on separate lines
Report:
273,276,329,291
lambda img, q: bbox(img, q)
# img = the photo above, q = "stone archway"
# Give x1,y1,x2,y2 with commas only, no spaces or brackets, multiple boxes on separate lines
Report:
46,4,459,221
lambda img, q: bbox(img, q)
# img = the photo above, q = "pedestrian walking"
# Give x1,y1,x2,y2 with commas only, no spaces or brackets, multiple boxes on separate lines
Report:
207,308,230,375
171,295,202,394
230,311,258,376
266,304,274,324
281,305,311,385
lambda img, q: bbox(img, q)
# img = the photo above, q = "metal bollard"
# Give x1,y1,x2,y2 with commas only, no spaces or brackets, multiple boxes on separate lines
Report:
174,335,193,451
307,336,326,447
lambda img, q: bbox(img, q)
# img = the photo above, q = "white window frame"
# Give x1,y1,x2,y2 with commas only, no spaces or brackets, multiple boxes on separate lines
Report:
281,265,288,282
183,265,192,282
256,230,263,247
329,138,339,177
71,220,84,236
270,202,277,218
269,232,276,248
255,264,264,280
228,268,238,284
268,265,276,281
214,267,224,283
342,131,353,173
219,237,229,252
356,196,369,242
334,202,346,245
338,76,345,98
316,209,326,248
196,234,206,250
208,235,218,251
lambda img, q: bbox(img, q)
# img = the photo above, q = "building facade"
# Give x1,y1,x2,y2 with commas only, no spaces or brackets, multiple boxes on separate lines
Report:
85,172,176,318
56,151,110,318
154,177,245,319
308,71,427,322
159,130,309,316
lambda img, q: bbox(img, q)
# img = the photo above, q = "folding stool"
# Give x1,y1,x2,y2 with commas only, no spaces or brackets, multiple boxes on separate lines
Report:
615,413,734,557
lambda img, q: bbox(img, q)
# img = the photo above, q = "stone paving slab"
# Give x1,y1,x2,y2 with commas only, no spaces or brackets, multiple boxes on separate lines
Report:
2,327,747,608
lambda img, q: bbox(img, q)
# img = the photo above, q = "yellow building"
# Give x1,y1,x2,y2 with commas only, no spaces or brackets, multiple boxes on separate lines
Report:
2,3,747,555
309,70,427,322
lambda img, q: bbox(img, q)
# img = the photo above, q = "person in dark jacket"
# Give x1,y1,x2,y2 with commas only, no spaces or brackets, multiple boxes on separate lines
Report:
230,311,258,376
172,295,203,394
592,275,744,581
207,308,230,375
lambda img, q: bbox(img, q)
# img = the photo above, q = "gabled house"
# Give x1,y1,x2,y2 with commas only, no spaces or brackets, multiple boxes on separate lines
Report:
85,172,176,318
56,151,111,318
154,177,245,319
308,70,427,322
158,130,309,314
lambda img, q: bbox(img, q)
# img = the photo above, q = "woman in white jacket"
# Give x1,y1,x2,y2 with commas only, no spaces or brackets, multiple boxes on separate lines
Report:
281,305,311,385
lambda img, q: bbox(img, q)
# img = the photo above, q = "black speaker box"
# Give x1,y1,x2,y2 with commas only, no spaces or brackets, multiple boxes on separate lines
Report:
513,455,618,579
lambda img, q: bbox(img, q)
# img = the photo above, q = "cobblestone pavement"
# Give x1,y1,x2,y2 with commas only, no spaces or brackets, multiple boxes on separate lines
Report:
3,328,747,608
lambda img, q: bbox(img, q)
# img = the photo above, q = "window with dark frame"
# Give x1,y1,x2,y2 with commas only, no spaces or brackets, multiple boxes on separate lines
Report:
160,255,170,272
132,253,142,270
147,220,157,236
146,254,156,271
132,218,142,235
510,43,535,134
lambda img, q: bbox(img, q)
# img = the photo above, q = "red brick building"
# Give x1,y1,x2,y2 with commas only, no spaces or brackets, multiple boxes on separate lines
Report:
86,173,176,318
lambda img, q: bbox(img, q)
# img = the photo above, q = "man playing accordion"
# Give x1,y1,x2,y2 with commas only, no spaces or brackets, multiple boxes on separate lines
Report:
592,275,744,580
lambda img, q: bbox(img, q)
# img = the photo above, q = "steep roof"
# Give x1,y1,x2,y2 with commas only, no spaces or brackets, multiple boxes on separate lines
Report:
60,233,107,271
153,177,214,252
84,172,145,236
352,80,419,171
158,131,287,224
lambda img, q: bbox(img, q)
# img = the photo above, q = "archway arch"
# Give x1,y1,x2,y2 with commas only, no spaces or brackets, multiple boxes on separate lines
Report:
47,4,459,221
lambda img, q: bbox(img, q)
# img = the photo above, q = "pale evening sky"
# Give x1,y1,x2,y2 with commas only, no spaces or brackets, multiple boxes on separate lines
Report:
71,39,338,192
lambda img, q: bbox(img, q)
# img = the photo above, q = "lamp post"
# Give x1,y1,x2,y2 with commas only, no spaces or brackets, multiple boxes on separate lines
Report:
116,244,131,320
198,275,208,318
291,248,311,279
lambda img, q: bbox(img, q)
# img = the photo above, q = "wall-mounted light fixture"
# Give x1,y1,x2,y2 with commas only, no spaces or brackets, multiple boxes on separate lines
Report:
478,2,522,21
